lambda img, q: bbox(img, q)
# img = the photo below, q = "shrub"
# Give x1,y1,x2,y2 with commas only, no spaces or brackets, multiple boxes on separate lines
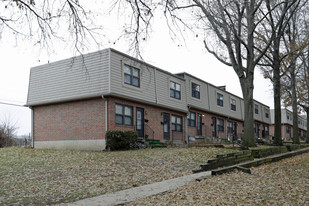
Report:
106,130,138,151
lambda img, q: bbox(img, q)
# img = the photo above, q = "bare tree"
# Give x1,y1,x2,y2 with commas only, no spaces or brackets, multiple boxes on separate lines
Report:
277,1,309,144
0,114,18,147
297,24,309,143
258,0,303,145
0,0,102,53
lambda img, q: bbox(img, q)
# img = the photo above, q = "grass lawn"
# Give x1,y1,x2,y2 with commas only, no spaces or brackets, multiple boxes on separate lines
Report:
128,152,309,206
0,146,237,205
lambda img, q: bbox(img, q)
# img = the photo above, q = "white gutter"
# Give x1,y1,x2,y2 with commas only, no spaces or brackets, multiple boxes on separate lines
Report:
31,108,34,148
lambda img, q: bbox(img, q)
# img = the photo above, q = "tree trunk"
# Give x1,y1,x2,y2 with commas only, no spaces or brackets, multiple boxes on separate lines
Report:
291,69,300,144
273,54,283,146
240,79,256,147
306,107,309,144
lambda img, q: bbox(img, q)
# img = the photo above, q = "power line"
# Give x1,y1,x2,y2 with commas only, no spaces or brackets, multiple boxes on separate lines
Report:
0,101,25,107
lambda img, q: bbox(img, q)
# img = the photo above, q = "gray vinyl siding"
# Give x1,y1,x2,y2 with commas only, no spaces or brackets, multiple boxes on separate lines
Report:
208,85,243,120
254,102,271,124
155,70,187,112
270,109,306,131
27,49,109,106
109,50,187,112
185,75,210,111
109,50,156,104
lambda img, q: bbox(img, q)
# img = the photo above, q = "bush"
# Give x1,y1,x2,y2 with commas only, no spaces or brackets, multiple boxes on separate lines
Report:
106,130,138,151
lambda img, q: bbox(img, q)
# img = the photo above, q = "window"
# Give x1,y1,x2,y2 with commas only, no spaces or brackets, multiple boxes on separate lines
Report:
287,114,290,120
265,109,269,118
230,98,236,111
217,93,223,107
227,121,233,133
286,126,290,133
115,104,133,126
172,115,182,132
124,64,140,87
192,83,200,99
170,81,181,100
187,112,196,127
255,104,259,114
217,119,224,132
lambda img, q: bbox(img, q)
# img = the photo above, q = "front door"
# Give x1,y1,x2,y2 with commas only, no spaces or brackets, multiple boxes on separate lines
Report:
256,123,260,138
233,123,237,137
136,108,144,138
163,113,170,140
212,117,217,137
197,114,202,136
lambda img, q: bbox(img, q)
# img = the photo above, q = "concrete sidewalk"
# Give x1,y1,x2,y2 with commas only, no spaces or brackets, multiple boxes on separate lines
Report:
61,171,211,206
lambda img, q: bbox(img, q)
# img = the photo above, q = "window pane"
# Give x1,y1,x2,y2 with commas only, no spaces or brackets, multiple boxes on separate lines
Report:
124,66,131,74
172,124,175,131
191,113,195,119
177,117,181,124
172,116,176,123
164,124,169,132
124,74,131,84
116,115,123,124
115,105,123,114
124,117,132,125
177,125,181,131
133,68,139,77
175,91,180,99
124,106,132,116
132,77,140,87
196,85,200,92
175,83,181,91
170,90,175,98
170,82,175,89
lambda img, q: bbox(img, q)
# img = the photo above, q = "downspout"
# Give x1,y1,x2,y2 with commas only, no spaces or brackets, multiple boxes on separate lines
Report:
184,74,189,145
108,49,111,94
206,83,211,137
105,98,108,132
154,68,158,104
206,83,211,111
31,107,34,148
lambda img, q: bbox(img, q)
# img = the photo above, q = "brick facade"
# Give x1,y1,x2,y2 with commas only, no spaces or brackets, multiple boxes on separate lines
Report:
187,108,245,140
106,97,186,142
33,96,273,147
33,98,105,141
269,124,307,140
33,96,188,144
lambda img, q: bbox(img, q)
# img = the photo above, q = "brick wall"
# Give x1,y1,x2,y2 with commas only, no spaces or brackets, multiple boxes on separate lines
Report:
106,97,186,142
187,108,244,139
33,98,105,141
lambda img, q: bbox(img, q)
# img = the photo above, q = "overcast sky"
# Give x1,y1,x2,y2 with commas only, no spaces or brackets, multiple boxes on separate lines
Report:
0,2,274,136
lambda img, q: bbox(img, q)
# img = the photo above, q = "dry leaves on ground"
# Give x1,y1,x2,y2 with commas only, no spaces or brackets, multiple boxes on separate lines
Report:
127,153,309,206
0,146,236,205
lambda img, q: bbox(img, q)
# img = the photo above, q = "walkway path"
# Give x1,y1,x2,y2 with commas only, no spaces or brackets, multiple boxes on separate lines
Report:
65,171,211,206
60,147,309,206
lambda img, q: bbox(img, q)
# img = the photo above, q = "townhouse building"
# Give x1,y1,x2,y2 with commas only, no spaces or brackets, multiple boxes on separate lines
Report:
27,48,271,150
270,109,307,140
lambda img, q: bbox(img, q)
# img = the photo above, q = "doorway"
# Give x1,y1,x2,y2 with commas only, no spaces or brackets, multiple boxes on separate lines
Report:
212,117,217,137
163,113,170,140
136,108,144,138
197,114,203,136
